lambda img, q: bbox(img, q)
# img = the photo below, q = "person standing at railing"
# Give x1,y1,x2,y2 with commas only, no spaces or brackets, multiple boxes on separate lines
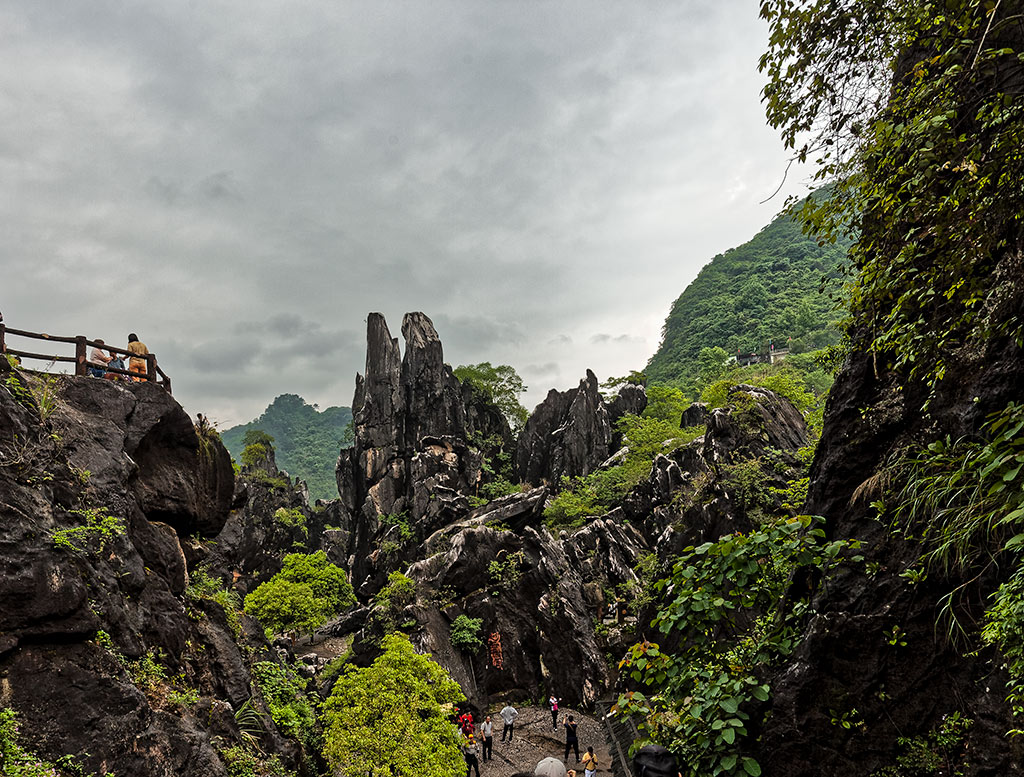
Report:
126,333,149,381
88,339,113,377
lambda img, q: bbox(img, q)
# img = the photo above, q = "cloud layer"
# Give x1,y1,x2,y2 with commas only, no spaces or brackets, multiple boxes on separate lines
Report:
2,1,809,425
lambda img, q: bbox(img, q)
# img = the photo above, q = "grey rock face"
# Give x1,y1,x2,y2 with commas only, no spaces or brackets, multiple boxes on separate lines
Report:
516,370,613,487
607,383,648,426
0,364,304,777
680,401,710,428
335,312,491,590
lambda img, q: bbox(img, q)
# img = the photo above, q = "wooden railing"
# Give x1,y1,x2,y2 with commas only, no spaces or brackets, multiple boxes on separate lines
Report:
0,324,171,394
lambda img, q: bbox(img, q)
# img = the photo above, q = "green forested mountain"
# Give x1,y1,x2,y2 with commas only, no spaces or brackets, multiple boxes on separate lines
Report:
646,205,850,388
221,394,352,502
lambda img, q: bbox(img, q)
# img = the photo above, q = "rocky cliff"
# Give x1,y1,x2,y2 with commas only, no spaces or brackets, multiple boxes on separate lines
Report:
314,313,813,716
757,329,1024,775
0,360,312,776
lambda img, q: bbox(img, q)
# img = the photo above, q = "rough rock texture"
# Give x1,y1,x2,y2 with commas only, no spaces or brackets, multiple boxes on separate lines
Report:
53,378,235,537
0,363,309,776
403,517,643,710
757,338,1024,774
334,313,492,592
516,370,614,487
679,401,710,429
622,385,809,557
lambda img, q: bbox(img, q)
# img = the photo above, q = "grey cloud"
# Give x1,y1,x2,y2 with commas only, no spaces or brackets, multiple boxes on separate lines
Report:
522,362,560,379
2,0,811,425
590,333,646,345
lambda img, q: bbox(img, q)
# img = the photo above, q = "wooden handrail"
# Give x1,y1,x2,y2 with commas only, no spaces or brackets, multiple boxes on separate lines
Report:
4,349,77,365
1,323,171,394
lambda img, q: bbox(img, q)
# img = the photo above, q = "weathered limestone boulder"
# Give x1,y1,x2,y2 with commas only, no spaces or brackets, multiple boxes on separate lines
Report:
607,383,648,450
516,370,613,487
703,384,808,467
52,379,235,537
680,401,710,428
404,523,623,709
0,361,306,776
607,383,648,426
335,312,496,591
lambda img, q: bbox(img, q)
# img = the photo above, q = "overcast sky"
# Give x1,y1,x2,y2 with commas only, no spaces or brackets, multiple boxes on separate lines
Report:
2,0,810,427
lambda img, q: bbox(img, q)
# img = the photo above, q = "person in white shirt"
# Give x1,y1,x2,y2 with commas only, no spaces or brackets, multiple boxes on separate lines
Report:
500,703,518,741
480,715,493,761
88,340,112,377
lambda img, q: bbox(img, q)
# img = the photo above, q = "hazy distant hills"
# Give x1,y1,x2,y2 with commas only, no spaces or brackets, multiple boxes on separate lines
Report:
645,204,851,388
221,394,352,502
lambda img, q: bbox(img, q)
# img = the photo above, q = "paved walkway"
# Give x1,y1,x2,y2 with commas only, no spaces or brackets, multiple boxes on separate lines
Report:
471,704,614,777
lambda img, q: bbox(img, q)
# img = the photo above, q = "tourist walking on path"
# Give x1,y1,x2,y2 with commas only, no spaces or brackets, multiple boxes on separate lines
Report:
126,334,149,381
481,715,493,761
463,735,481,777
562,714,580,763
581,746,598,777
500,703,518,741
549,695,560,730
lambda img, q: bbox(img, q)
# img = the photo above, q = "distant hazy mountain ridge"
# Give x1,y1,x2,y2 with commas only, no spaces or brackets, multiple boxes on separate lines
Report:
221,394,352,502
646,205,850,388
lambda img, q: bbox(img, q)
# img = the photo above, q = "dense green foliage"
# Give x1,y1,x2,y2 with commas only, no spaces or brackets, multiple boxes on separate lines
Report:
645,208,848,390
251,662,320,751
454,362,529,432
890,404,1024,727
761,0,1024,402
321,634,465,777
754,0,1024,762
222,395,353,502
219,746,295,777
615,516,862,776
243,552,355,638
449,615,484,653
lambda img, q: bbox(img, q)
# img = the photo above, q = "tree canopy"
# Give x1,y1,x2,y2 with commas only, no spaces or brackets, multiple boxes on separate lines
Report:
645,206,848,390
453,362,529,431
321,634,466,777
243,551,355,638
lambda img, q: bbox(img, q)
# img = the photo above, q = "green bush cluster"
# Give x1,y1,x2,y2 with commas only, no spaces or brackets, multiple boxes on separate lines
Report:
321,634,465,777
251,662,319,751
273,507,308,544
244,552,355,638
449,615,483,653
186,567,244,637
51,508,125,554
219,745,296,777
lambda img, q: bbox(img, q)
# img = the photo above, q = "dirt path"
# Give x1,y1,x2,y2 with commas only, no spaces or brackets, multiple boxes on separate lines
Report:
472,705,614,777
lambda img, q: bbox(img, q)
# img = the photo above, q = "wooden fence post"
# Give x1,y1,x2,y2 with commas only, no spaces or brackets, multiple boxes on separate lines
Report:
0,322,5,355
75,336,87,376
145,354,156,382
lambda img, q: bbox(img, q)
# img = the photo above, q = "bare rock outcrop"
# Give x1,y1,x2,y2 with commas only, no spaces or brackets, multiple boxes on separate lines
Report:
0,360,306,776
516,370,616,487
334,313,489,591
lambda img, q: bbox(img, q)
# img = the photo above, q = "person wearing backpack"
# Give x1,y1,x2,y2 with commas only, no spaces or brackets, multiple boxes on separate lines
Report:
562,714,580,763
581,746,598,777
